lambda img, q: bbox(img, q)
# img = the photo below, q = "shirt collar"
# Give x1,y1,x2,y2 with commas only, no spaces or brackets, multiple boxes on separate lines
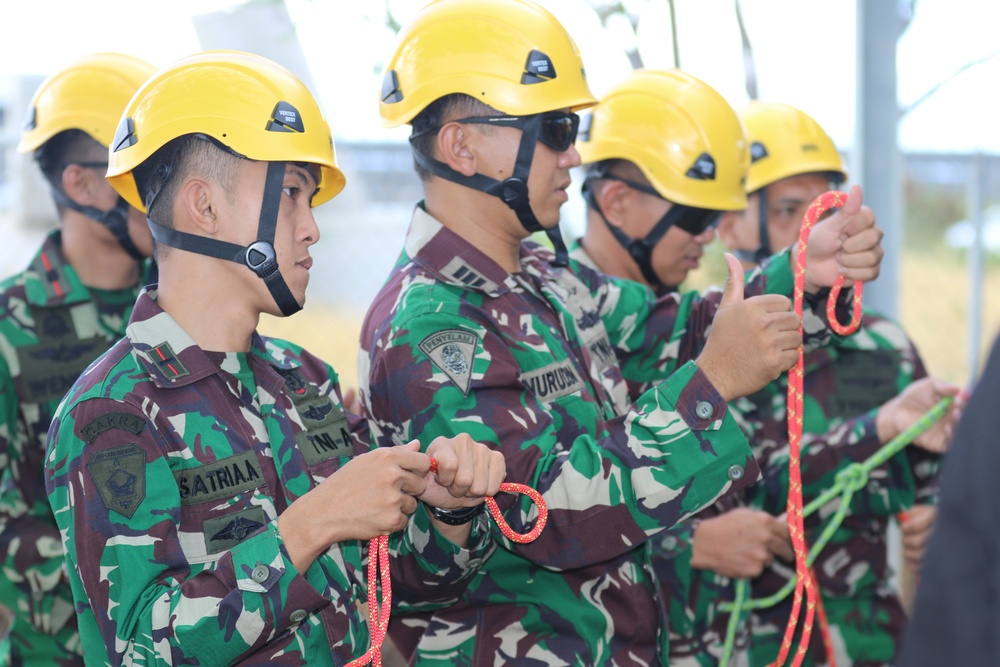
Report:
125,287,300,389
403,204,514,297
24,231,93,307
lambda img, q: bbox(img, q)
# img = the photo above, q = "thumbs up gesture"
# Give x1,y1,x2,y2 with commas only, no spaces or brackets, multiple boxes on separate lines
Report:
800,185,885,293
695,254,802,401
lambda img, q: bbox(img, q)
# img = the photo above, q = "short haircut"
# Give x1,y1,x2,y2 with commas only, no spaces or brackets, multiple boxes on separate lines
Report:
34,129,104,213
410,93,501,182
134,135,242,260
584,158,647,210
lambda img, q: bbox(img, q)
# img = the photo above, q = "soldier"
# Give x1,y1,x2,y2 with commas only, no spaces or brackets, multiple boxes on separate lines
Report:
574,68,794,666
716,101,955,666
0,53,157,666
897,334,1000,667
44,51,505,666
358,2,885,664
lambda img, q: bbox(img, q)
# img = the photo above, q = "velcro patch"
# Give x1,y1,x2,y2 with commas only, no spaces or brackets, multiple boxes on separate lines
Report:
295,398,352,466
87,444,146,519
419,329,479,396
150,341,189,380
521,359,584,402
174,451,264,505
79,412,145,443
203,507,267,555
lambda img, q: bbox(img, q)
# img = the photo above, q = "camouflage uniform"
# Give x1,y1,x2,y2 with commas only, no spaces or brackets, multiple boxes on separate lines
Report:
44,287,492,666
745,312,940,667
0,231,145,665
570,238,755,667
357,207,850,666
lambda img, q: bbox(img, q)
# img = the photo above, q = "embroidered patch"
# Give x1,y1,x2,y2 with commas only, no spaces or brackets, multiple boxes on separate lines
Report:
419,329,479,396
826,349,900,419
149,341,190,380
87,444,146,519
79,412,145,443
522,359,584,402
16,338,105,403
173,451,264,506
275,367,314,398
295,397,352,466
203,507,267,555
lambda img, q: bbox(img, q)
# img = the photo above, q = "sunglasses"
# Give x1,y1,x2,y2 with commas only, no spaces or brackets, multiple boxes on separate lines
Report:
598,173,721,236
442,111,581,152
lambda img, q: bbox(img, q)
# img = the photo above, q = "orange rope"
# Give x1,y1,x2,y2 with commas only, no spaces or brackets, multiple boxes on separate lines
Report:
346,456,548,666
772,190,863,667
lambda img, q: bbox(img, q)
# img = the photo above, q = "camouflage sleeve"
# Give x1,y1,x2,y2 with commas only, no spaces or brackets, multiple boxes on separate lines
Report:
0,355,69,636
575,247,833,396
45,397,342,665
365,306,758,572
389,504,496,613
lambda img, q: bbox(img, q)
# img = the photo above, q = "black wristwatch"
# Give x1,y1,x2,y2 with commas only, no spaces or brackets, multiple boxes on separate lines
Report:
426,504,484,526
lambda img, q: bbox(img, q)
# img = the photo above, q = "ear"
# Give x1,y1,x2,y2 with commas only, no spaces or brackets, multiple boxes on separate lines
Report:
61,164,98,206
435,122,478,176
178,179,218,234
593,179,631,230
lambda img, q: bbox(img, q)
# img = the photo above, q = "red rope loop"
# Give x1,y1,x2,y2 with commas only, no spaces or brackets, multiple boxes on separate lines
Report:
346,455,548,666
773,190,863,667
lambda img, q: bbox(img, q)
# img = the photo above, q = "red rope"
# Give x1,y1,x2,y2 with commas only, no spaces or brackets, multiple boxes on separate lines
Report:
772,191,863,667
346,456,548,666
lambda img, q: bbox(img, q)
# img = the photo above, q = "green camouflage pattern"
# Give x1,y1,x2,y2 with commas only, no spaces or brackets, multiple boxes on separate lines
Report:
744,311,939,667
45,287,491,665
355,207,848,666
0,231,144,665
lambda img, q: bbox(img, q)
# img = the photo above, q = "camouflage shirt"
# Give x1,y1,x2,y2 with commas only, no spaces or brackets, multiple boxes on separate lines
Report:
354,206,843,666
744,312,939,667
0,231,143,664
44,287,491,666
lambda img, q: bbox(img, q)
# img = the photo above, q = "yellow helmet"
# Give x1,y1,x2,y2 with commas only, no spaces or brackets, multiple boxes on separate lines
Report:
18,52,157,154
740,100,847,193
379,0,597,127
578,69,748,212
107,50,345,212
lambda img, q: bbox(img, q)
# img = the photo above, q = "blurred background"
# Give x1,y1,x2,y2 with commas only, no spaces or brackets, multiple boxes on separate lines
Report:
0,0,997,394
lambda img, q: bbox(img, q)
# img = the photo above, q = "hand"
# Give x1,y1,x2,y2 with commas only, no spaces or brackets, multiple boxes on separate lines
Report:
900,505,936,572
418,434,506,509
341,386,362,415
799,185,884,293
696,253,802,401
279,441,430,572
690,508,794,579
875,377,961,452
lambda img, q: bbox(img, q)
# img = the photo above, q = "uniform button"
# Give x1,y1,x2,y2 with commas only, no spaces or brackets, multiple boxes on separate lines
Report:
466,559,481,569
728,464,745,481
251,564,269,584
289,609,308,623
662,535,678,550
695,401,714,420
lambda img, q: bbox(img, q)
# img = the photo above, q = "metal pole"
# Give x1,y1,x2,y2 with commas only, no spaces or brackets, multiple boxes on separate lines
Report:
968,152,986,383
854,0,904,320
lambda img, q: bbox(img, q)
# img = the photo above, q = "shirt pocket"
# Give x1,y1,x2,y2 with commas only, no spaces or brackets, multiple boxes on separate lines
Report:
173,453,273,565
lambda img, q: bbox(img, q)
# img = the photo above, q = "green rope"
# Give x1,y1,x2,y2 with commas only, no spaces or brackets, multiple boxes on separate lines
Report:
716,396,954,662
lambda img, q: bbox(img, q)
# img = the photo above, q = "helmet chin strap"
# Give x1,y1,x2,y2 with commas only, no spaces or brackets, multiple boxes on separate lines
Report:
147,160,303,316
50,187,145,261
583,178,692,291
733,186,772,265
411,115,569,267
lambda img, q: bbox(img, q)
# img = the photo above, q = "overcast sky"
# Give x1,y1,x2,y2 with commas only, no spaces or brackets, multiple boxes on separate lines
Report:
1,0,997,154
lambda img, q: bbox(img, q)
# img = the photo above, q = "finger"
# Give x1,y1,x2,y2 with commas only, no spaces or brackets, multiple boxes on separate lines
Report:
395,441,432,475
486,450,506,496
401,494,419,517
754,294,792,313
768,311,803,334
449,439,475,498
398,470,428,497
838,226,882,257
774,330,804,353
720,253,746,306
426,437,459,487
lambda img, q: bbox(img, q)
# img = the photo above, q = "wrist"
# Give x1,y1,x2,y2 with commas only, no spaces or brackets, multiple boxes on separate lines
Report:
425,503,484,525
